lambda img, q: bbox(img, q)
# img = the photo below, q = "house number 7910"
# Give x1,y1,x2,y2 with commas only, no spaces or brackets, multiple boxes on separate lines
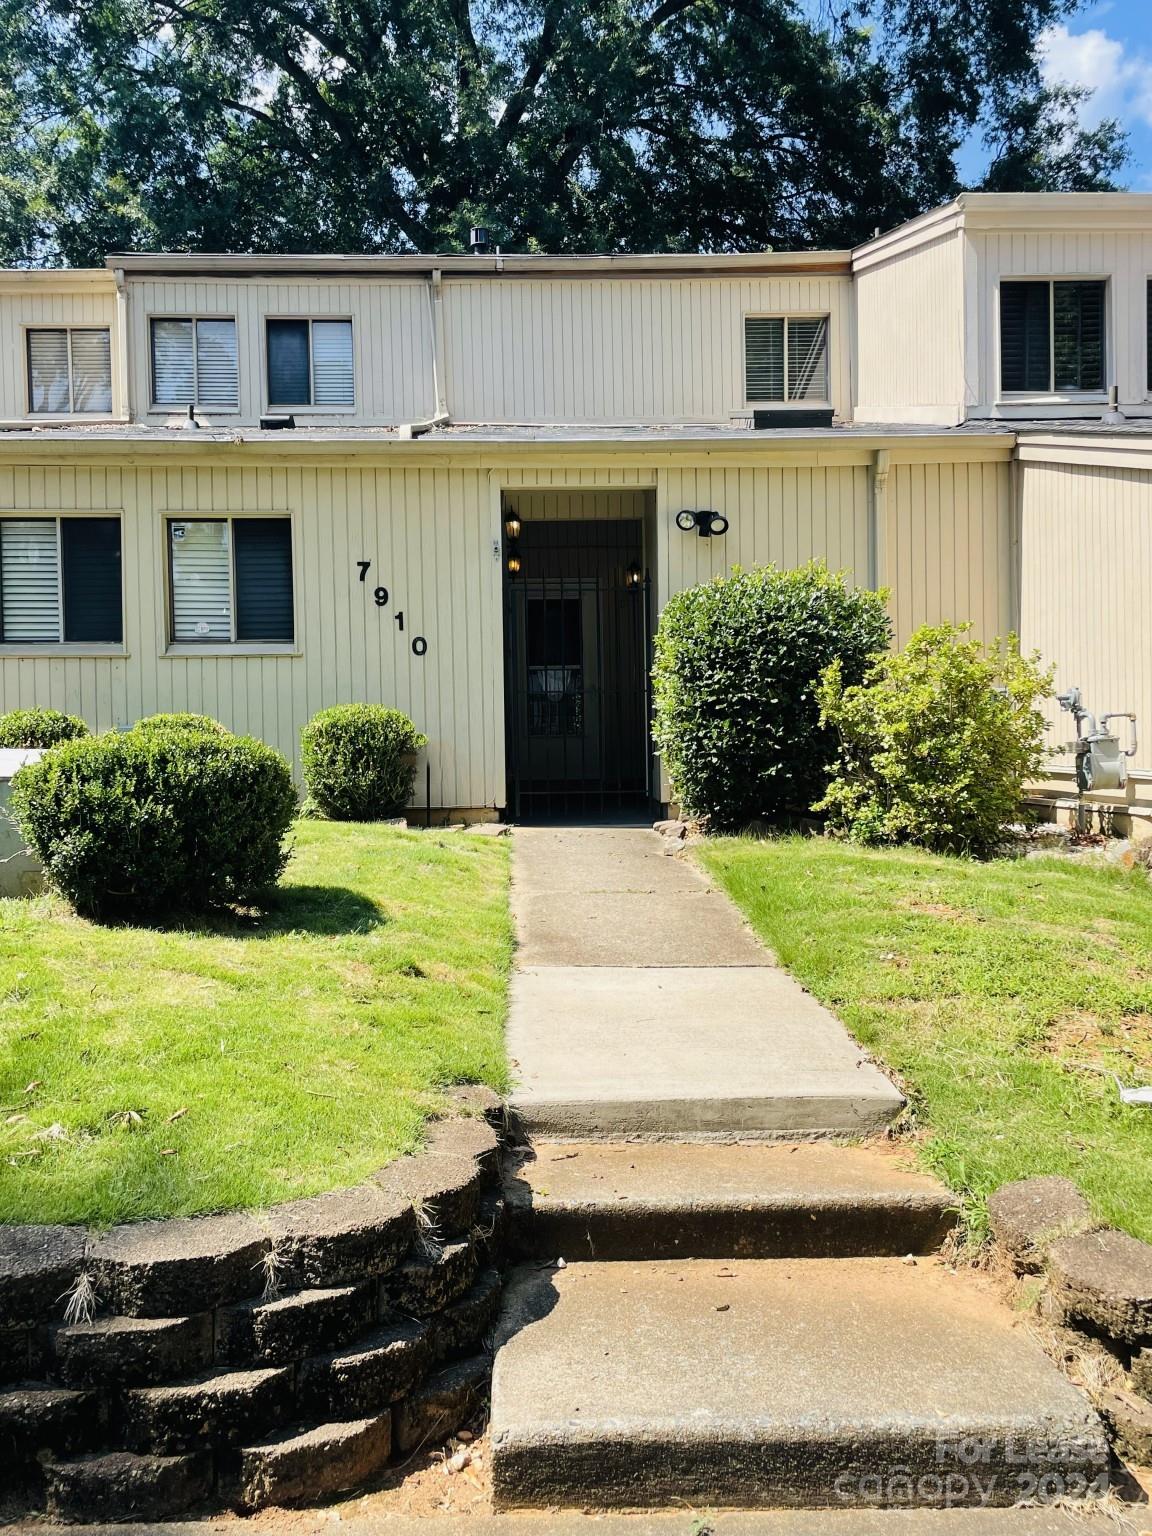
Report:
355,560,429,657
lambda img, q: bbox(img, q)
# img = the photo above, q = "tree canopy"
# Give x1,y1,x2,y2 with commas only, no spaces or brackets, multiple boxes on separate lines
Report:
0,0,1128,264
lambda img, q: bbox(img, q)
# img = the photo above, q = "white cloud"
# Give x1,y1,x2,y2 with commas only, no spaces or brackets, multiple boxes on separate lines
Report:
1038,22,1152,130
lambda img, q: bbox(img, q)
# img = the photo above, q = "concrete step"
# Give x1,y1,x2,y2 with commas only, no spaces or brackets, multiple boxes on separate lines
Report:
508,967,905,1139
67,1514,1148,1536
490,1258,1110,1511
504,1142,958,1261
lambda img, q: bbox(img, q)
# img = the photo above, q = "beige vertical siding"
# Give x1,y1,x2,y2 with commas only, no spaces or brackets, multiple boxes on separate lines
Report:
0,277,119,423
442,276,854,423
123,276,434,427
0,461,504,809
0,443,1019,810
853,234,967,423
1019,455,1152,776
968,228,1152,416
883,460,1015,645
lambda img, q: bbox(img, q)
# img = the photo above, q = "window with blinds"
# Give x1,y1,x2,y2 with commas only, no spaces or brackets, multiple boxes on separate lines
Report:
745,315,829,402
267,318,354,407
27,328,112,415
1000,280,1106,395
168,518,293,644
151,318,238,408
0,517,122,644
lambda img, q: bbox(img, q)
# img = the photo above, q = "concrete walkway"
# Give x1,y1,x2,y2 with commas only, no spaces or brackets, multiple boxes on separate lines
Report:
506,827,903,1138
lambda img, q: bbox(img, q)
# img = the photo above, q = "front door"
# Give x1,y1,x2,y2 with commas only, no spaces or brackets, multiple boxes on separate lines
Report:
503,518,651,821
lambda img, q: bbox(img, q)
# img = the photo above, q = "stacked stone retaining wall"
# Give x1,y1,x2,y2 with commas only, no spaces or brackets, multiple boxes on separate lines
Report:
0,1101,507,1521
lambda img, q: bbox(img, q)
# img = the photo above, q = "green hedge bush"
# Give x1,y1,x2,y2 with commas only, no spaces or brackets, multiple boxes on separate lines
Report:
301,704,426,821
0,708,89,749
10,730,297,920
815,623,1053,855
652,563,890,830
132,712,229,736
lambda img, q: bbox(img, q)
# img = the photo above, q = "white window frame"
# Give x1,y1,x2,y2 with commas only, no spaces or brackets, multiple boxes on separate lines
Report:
149,315,240,412
743,312,832,406
24,326,114,418
996,276,1110,404
264,316,356,412
163,512,299,657
0,512,126,656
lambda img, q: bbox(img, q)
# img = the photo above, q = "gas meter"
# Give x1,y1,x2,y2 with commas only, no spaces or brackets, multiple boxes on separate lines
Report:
1056,687,1138,792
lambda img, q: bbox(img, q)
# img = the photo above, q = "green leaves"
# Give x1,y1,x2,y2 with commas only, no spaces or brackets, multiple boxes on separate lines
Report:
652,561,890,831
0,0,1127,264
815,622,1055,856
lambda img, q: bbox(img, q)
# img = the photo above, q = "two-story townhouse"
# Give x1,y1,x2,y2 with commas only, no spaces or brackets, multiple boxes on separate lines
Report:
0,194,1148,832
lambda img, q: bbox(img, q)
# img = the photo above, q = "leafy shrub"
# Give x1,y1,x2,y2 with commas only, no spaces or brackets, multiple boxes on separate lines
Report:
10,730,297,919
815,623,1053,856
0,708,89,749
652,562,890,830
132,712,229,736
301,704,427,821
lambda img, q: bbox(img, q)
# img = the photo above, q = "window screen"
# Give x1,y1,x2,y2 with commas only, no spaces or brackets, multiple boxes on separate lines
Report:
169,518,293,644
27,328,112,415
745,316,829,401
1001,280,1106,394
152,318,237,407
0,517,121,645
267,320,311,405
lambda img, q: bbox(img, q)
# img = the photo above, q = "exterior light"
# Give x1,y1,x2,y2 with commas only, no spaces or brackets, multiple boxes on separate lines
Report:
625,561,643,590
506,545,521,576
504,513,522,540
676,509,729,538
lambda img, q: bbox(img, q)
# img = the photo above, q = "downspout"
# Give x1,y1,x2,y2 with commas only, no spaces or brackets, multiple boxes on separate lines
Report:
871,448,890,598
397,266,451,439
113,268,132,422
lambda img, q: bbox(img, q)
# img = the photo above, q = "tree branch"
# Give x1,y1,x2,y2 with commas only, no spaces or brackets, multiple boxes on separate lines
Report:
496,2,565,146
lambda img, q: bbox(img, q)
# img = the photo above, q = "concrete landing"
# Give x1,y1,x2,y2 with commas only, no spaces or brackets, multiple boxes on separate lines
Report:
506,827,903,1138
505,1141,957,1260
68,1513,1148,1536
490,1259,1111,1510
507,965,903,1138
511,826,772,967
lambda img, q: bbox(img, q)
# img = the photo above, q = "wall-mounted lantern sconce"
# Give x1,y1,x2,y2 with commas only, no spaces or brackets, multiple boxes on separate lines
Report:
506,544,521,576
504,513,522,540
625,560,643,591
676,508,730,538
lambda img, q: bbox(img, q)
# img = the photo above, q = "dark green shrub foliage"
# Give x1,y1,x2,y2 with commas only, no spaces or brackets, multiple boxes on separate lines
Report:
9,730,297,919
132,712,229,736
301,705,427,821
0,708,89,749
816,623,1053,855
652,563,890,830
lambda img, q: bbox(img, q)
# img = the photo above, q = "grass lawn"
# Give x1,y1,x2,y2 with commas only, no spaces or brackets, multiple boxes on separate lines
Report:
698,837,1152,1243
0,821,511,1228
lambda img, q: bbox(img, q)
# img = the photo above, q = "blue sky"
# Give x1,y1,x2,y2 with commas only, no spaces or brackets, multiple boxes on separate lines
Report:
1032,1,1152,187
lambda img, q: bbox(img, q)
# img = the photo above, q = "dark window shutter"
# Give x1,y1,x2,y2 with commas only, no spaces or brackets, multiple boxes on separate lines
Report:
233,519,294,642
267,320,311,405
1148,280,1152,394
1054,281,1105,393
61,518,122,642
1000,282,1050,393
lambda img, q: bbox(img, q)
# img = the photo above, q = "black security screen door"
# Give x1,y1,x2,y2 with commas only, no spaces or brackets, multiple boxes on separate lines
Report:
503,517,652,822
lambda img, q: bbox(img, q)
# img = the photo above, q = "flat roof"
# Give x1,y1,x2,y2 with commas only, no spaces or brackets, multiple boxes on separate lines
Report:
103,249,851,279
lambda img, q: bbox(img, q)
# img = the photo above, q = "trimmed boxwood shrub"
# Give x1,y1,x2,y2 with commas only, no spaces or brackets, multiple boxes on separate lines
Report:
815,623,1053,856
301,704,427,821
9,730,297,920
132,712,229,736
0,708,89,749
652,562,890,831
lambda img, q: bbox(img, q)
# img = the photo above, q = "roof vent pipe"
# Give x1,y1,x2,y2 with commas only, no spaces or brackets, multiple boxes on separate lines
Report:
469,226,490,255
1102,384,1126,425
